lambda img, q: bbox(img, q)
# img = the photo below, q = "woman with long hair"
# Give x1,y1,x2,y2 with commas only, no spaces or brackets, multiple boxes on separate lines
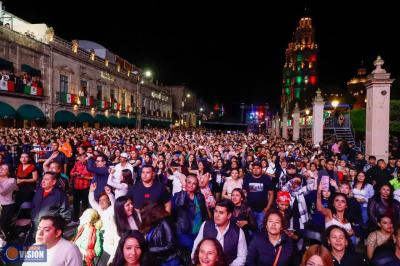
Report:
15,152,38,208
366,215,393,259
114,196,141,237
352,171,374,227
317,183,354,237
0,164,17,238
368,183,400,230
112,230,149,266
300,244,333,266
324,225,368,266
230,188,257,242
172,174,208,250
111,149,122,165
192,238,228,266
140,203,179,266
246,209,295,266
185,154,198,171
211,159,226,202
108,169,134,199
222,169,243,200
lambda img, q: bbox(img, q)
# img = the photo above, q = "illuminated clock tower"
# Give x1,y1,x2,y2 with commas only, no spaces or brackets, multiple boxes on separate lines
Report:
281,15,318,112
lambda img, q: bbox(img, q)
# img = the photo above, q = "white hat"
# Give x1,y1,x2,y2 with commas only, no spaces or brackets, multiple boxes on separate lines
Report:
120,152,128,158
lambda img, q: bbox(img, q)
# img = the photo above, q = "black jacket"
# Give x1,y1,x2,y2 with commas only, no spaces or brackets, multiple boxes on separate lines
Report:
372,243,400,266
172,191,208,234
146,219,178,264
332,251,369,266
246,231,295,266
31,187,70,224
368,197,400,229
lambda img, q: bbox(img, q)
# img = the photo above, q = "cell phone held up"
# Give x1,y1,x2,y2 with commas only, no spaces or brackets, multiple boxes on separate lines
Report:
320,175,330,191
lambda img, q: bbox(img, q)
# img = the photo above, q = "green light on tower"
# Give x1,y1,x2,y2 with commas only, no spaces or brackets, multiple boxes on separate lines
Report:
295,88,301,99
296,76,302,84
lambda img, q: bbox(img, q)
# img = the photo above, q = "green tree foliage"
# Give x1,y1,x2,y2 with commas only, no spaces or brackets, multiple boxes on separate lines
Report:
351,100,400,135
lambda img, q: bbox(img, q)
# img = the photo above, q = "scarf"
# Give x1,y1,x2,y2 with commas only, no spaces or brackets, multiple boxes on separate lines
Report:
74,225,97,266
192,195,202,234
282,180,316,229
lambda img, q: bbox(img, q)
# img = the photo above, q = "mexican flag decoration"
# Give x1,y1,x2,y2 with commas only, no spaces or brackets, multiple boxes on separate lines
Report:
24,85,31,94
62,93,72,103
71,94,78,104
30,86,37,95
0,79,7,91
113,102,118,110
7,81,15,92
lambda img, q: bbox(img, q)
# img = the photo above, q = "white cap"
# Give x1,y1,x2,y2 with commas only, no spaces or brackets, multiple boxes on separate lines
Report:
120,152,128,158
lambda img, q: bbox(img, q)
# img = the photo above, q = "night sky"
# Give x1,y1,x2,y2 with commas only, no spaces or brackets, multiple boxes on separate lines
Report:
3,0,399,117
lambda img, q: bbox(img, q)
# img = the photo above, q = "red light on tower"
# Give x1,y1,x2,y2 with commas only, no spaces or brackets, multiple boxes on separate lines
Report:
310,75,317,85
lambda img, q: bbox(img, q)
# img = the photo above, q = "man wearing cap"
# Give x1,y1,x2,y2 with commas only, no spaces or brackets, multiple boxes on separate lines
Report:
387,155,397,178
113,152,134,183
242,161,274,230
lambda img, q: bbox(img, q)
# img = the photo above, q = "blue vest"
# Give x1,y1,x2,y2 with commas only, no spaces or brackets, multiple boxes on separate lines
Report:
203,220,240,264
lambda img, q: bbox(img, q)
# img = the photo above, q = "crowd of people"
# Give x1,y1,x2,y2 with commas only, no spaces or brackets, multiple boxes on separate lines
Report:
1,126,400,265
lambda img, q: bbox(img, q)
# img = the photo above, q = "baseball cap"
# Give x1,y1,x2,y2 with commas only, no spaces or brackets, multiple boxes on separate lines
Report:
277,191,291,204
287,163,296,169
120,152,128,158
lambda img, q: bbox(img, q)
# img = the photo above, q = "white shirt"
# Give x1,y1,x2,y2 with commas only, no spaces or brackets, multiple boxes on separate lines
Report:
113,162,134,181
168,171,186,195
191,221,247,266
107,174,128,199
352,184,374,207
22,238,82,266
89,191,119,262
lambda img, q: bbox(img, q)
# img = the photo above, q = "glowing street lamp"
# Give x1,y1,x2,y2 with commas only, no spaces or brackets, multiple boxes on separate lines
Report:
186,93,191,98
331,100,339,109
200,107,204,112
144,70,152,78
305,109,310,115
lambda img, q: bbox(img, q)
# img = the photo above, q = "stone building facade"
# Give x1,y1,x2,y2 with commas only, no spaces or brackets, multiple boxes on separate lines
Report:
0,8,173,128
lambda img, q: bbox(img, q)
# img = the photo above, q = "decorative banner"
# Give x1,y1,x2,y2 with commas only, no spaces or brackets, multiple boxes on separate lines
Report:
7,81,15,92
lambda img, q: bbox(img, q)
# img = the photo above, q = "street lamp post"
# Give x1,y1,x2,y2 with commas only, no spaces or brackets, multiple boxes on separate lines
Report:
135,70,152,129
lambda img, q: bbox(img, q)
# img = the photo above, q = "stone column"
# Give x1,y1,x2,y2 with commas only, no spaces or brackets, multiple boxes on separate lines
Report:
275,116,281,137
270,118,275,137
282,110,288,139
292,103,300,141
365,56,394,161
312,89,325,146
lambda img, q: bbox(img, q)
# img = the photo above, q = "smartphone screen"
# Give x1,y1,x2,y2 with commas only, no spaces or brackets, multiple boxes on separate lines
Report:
320,175,330,191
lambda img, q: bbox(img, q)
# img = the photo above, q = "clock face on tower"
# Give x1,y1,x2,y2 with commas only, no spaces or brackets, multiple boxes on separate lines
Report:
381,90,387,96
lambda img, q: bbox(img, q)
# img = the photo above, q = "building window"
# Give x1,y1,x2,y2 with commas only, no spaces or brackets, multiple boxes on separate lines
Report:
80,80,88,97
121,92,126,110
60,74,68,93
110,89,115,102
96,85,102,100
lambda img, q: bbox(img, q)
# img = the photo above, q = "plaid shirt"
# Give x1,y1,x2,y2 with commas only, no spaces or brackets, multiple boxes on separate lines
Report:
70,160,93,190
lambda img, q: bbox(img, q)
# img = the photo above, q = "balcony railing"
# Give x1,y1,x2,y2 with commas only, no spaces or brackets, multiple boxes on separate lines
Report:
324,114,351,129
